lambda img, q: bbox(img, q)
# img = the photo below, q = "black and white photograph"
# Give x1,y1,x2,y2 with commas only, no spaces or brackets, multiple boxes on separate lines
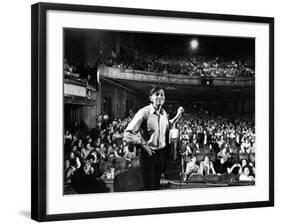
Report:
63,29,256,194
0,0,279,223
29,1,274,222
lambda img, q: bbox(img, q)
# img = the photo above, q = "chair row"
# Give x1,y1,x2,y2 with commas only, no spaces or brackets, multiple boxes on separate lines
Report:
194,152,255,163
187,173,254,185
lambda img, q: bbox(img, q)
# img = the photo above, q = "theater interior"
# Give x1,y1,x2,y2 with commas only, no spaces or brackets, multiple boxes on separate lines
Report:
63,28,256,194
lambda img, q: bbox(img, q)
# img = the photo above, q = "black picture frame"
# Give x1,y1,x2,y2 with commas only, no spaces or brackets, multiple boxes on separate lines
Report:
31,2,274,222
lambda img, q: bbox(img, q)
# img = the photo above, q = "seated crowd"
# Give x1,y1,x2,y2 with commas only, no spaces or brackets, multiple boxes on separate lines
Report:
176,108,255,182
64,114,138,185
105,54,255,78
63,58,100,88
63,54,254,86
64,106,255,187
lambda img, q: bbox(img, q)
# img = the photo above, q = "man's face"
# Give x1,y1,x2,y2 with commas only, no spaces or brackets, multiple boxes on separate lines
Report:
150,89,165,108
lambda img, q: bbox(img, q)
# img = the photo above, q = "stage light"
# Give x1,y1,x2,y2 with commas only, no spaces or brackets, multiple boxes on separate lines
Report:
190,39,199,50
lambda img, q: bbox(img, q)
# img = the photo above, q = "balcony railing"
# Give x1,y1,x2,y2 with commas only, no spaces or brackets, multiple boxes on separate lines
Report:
99,66,254,87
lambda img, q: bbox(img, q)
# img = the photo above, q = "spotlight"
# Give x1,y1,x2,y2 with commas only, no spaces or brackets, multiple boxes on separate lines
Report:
190,39,199,50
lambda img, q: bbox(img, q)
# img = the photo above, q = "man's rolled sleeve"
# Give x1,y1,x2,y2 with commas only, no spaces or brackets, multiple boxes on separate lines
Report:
123,108,146,145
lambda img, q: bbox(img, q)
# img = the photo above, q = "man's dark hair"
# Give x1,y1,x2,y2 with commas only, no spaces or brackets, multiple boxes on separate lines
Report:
149,86,164,97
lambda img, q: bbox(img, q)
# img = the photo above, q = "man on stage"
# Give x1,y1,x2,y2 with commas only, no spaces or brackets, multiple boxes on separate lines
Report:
124,86,184,190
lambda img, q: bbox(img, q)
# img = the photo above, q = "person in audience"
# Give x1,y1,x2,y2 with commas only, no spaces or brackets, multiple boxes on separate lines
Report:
169,123,180,161
184,155,199,180
227,158,251,176
215,157,232,175
217,147,231,161
64,130,72,142
70,145,81,159
239,166,255,181
124,144,137,167
83,160,95,175
81,143,93,160
64,130,72,153
199,155,216,175
240,138,251,154
65,152,81,182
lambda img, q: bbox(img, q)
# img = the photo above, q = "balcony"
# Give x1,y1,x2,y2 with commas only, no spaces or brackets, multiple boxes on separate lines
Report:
99,66,254,87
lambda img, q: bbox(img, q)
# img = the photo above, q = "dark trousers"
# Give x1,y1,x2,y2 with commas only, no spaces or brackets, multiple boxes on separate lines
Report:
161,144,170,174
140,148,164,190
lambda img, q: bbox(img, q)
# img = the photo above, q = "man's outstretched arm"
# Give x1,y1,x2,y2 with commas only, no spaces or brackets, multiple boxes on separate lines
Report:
169,106,185,126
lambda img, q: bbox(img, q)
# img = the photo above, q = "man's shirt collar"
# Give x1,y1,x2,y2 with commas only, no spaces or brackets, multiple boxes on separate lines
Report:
149,104,166,115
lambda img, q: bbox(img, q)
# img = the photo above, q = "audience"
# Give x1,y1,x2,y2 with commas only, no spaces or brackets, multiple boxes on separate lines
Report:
239,166,255,181
64,113,138,185
63,49,255,193
176,107,255,181
199,155,216,175
183,155,200,181
64,106,256,190
64,54,254,88
63,54,255,183
104,54,254,78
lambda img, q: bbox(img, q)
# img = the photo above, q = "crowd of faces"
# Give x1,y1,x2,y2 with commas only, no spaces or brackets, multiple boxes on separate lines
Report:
64,107,255,185
64,115,137,183
176,108,255,182
106,55,254,78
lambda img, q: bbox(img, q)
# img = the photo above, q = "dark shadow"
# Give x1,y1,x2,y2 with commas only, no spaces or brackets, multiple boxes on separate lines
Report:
18,210,30,218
